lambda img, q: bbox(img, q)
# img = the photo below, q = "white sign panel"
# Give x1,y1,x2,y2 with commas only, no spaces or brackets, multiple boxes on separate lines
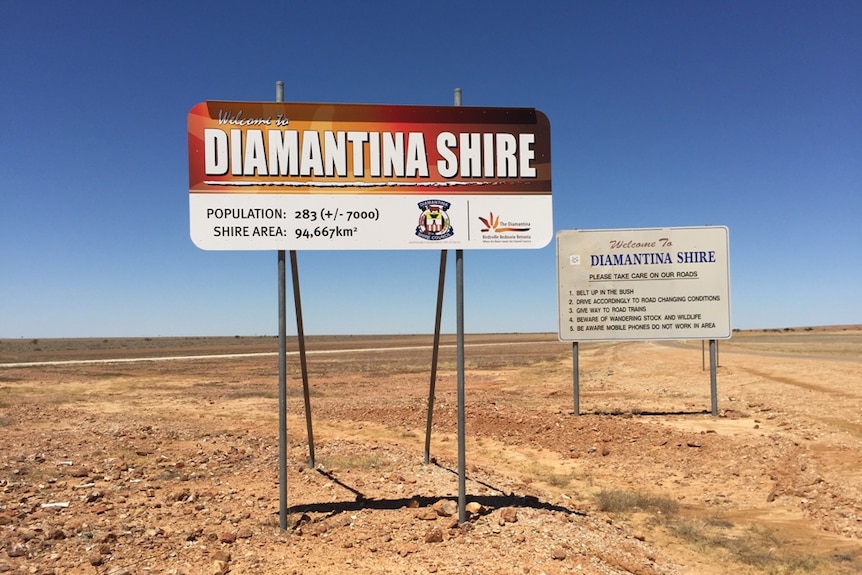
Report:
557,227,731,341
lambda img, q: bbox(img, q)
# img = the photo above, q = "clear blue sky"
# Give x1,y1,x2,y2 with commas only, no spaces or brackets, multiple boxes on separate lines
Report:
2,0,860,338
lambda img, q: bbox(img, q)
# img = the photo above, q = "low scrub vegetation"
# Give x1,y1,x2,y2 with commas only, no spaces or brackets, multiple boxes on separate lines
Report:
670,519,822,574
595,488,679,515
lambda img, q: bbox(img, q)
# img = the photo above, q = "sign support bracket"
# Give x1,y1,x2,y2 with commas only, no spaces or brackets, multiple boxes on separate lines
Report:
291,249,315,468
424,249,447,464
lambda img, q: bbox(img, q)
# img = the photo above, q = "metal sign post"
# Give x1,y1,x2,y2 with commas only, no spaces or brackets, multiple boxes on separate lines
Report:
277,247,287,530
572,342,580,416
275,82,289,532
709,339,718,415
453,89,469,525
456,248,467,524
276,82,316,531
421,88,467,523
424,88,460,465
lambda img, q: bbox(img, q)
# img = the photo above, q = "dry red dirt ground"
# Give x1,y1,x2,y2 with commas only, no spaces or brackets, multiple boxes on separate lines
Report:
1,328,861,574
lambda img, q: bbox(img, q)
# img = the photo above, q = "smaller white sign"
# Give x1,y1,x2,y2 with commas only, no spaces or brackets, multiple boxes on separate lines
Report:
557,226,731,341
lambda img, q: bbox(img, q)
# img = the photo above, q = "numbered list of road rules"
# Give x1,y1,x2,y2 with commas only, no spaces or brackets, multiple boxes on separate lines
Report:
557,227,731,341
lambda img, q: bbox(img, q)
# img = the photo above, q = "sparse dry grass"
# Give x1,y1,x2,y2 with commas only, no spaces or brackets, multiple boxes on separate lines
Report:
0,384,86,405
699,329,862,360
598,493,826,574
669,519,823,574
525,461,580,488
316,453,391,471
595,488,680,515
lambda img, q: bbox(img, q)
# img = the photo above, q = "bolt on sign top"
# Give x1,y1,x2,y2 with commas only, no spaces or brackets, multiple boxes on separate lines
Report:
188,101,551,250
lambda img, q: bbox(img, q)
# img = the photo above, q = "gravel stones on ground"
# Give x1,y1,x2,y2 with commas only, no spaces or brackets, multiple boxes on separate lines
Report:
2,333,862,574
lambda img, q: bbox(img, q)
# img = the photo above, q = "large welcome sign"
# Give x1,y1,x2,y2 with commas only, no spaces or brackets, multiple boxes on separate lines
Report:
189,101,552,250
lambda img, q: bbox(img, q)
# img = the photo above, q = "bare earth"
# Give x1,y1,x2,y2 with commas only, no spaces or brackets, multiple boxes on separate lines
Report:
1,327,861,575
